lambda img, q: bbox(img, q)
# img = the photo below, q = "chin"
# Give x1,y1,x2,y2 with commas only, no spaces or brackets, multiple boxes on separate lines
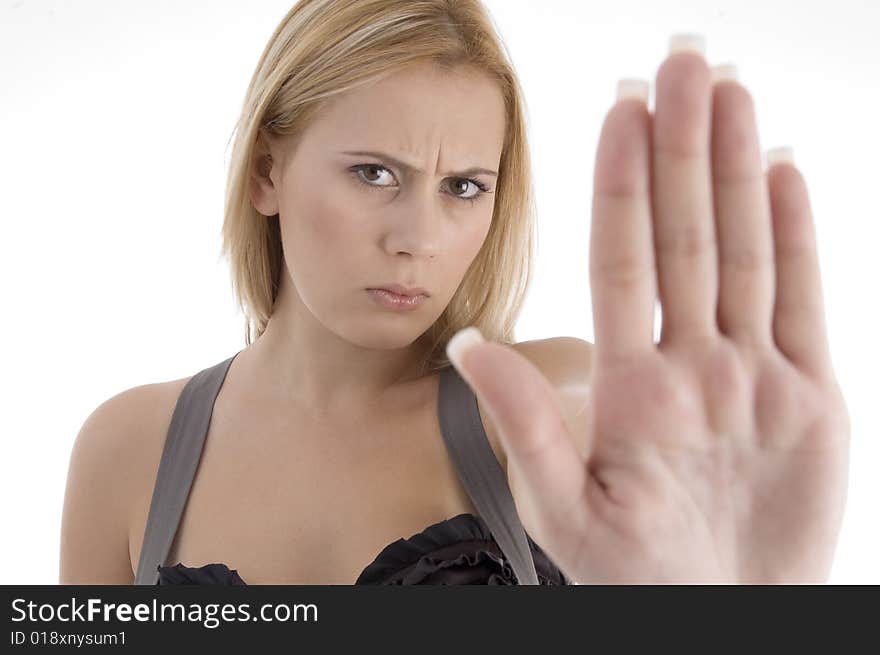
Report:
337,322,428,351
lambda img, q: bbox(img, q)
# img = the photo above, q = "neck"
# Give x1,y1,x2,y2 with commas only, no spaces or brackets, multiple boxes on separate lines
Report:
241,272,433,417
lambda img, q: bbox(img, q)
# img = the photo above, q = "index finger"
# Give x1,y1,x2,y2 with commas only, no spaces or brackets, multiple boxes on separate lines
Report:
589,81,658,365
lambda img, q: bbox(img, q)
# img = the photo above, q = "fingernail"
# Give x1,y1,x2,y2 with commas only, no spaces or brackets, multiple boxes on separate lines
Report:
446,326,484,370
766,146,795,168
669,33,706,56
616,78,650,104
711,63,738,84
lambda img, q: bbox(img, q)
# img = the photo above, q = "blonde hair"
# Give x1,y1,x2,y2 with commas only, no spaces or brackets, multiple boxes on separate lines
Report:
220,0,536,375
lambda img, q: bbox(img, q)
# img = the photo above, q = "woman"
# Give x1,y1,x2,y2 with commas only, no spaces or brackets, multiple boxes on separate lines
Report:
60,0,850,585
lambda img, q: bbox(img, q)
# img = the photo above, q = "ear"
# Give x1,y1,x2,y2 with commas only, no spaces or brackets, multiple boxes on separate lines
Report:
249,128,281,217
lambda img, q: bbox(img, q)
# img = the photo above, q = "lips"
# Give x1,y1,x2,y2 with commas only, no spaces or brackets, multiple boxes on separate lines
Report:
369,283,429,297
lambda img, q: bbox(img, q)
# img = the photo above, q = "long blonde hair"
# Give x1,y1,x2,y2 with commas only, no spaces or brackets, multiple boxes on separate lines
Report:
220,0,536,375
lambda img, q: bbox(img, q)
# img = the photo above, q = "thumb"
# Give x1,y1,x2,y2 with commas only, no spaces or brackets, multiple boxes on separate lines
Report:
446,327,589,539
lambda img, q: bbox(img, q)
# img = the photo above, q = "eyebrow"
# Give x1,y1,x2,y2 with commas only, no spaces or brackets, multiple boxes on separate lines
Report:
341,150,498,178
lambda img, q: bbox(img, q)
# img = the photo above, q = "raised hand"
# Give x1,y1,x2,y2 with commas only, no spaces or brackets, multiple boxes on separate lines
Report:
446,34,850,584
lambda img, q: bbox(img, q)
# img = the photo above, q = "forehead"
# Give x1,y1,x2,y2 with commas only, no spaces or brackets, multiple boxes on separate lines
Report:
302,62,507,161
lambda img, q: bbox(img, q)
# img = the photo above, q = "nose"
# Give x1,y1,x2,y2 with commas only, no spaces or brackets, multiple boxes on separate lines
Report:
380,188,441,259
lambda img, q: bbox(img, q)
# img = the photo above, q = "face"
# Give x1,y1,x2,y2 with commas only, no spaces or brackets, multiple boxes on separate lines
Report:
250,61,507,352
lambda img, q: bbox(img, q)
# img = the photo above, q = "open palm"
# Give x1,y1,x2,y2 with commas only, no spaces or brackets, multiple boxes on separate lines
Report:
448,36,850,584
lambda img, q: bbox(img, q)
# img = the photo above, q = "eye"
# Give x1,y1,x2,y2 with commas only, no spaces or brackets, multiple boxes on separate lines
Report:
352,164,397,188
445,178,490,202
444,178,493,207
349,163,493,207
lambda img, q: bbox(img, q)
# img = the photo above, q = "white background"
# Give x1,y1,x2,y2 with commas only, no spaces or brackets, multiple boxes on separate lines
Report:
1,0,877,584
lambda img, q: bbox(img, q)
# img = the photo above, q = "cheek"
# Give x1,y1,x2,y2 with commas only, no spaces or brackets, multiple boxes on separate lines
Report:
308,199,356,249
432,214,493,301
290,187,362,251
279,191,365,292
453,213,493,268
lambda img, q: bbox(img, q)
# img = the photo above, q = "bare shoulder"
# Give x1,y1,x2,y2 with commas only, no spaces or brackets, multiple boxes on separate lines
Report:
71,375,193,481
474,337,594,473
59,374,192,583
511,336,594,389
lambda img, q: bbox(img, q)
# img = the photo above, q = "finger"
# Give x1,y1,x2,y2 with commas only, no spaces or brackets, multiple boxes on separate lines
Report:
766,154,834,380
711,73,776,349
653,39,719,345
446,328,589,540
589,83,657,365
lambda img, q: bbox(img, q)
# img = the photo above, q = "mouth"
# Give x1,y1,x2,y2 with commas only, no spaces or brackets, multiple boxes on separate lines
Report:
368,283,430,298
366,288,428,310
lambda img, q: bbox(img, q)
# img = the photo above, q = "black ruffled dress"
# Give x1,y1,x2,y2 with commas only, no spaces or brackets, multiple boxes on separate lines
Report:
138,353,573,586
156,513,570,586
